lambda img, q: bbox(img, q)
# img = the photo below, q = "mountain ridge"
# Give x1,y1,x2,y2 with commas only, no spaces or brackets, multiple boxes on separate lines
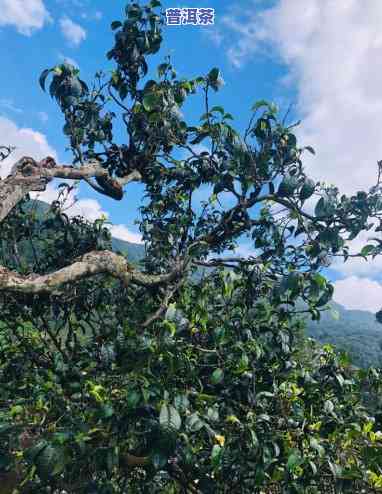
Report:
305,300,382,368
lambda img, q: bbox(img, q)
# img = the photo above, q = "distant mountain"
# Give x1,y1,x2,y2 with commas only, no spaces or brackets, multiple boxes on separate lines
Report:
111,236,145,264
305,301,382,368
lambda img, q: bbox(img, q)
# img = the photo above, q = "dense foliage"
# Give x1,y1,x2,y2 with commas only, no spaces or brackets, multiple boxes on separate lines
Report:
1,1,382,492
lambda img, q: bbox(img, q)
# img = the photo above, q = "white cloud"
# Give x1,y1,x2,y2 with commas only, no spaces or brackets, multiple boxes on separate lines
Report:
0,115,61,204
59,198,142,243
109,224,143,244
0,116,57,179
0,99,23,114
220,0,382,195
81,10,102,21
205,27,224,47
32,190,143,244
0,0,51,35
59,16,86,46
63,197,105,222
333,276,382,312
327,224,382,278
31,186,143,244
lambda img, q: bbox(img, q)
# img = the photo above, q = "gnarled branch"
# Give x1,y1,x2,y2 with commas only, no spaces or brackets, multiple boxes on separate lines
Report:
0,250,183,295
0,156,142,223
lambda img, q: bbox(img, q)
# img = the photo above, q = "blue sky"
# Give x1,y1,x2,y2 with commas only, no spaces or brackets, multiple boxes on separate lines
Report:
1,0,382,312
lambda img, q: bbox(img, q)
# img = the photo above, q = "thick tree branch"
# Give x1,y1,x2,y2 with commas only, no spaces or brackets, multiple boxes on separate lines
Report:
0,156,142,223
0,250,183,295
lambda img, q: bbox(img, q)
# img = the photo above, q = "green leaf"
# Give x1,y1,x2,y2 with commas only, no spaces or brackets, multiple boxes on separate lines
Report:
100,404,114,418
335,374,345,387
10,405,23,417
24,440,49,463
211,444,222,468
157,63,169,77
159,404,182,431
324,399,335,415
0,423,13,435
315,195,335,218
210,106,225,115
106,447,119,474
309,460,318,475
328,460,343,478
185,413,204,432
173,394,189,412
0,451,12,471
330,308,340,320
35,444,66,479
39,68,52,92
207,406,219,422
314,197,327,217
165,303,177,321
281,272,302,292
111,21,122,30
52,432,71,445
300,178,316,201
311,272,327,288
277,174,299,197
251,99,271,112
208,68,220,82
211,368,224,385
142,93,160,111
309,438,324,457
126,390,141,408
287,450,303,471
316,285,333,307
360,244,374,257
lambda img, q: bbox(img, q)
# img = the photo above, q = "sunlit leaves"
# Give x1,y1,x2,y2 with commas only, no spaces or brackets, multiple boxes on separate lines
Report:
207,67,224,91
211,368,224,385
186,413,205,433
159,404,182,431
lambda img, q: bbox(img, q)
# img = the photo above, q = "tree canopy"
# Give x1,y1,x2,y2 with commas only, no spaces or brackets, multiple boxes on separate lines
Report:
1,1,382,492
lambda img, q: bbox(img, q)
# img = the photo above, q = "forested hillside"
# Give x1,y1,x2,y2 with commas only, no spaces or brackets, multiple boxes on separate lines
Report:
306,302,382,368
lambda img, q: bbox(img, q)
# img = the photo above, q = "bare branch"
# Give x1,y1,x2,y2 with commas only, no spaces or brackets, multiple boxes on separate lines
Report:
141,277,185,330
